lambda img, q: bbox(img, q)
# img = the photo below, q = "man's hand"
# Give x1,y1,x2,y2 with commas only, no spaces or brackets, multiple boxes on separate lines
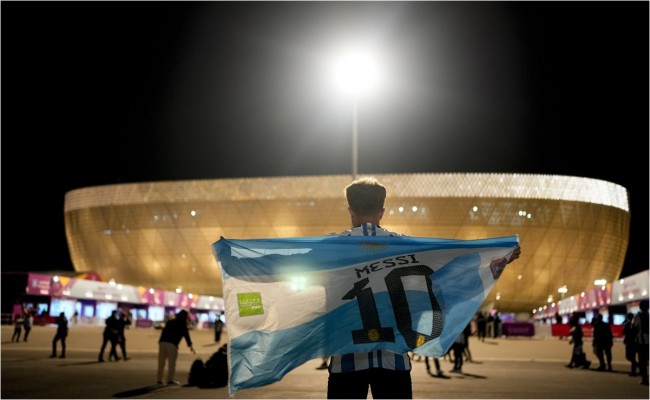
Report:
507,247,521,264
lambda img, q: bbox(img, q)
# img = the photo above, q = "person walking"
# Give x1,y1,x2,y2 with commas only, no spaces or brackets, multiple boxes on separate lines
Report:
98,310,120,362
566,314,591,369
50,312,68,358
325,177,521,398
23,310,33,342
622,312,638,376
592,314,613,371
157,309,194,385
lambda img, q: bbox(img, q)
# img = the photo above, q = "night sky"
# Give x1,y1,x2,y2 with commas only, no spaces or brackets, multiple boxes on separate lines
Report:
2,2,648,279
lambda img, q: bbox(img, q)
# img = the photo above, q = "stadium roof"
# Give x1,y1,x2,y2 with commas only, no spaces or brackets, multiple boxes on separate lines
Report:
64,173,630,314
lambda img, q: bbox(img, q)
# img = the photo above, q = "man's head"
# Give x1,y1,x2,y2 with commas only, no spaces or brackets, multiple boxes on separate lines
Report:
345,177,386,225
177,309,189,320
640,299,649,312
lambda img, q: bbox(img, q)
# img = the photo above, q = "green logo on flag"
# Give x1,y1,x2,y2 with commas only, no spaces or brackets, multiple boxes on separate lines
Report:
237,292,264,317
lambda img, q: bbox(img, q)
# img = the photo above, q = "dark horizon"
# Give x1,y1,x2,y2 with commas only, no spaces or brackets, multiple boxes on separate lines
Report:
1,2,648,280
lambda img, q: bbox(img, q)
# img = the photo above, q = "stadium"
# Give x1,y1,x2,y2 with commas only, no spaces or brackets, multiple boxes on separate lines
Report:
63,173,630,314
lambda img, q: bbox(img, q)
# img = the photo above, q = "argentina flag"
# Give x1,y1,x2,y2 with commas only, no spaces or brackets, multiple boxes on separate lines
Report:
212,234,519,395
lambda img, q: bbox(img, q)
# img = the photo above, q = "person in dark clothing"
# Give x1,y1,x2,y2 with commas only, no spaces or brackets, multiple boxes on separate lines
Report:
424,357,444,377
566,314,591,369
50,312,68,358
486,314,495,338
493,313,502,338
98,310,120,362
214,317,224,343
622,312,638,376
592,314,613,371
11,313,24,342
463,322,473,362
117,312,129,360
450,330,466,373
476,311,487,342
23,310,34,342
633,299,649,386
157,309,194,385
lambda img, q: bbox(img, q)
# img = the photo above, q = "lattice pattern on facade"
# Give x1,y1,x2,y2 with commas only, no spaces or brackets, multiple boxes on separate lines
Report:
64,173,630,313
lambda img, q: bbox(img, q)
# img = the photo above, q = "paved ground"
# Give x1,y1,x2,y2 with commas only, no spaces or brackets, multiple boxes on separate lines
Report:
1,325,648,399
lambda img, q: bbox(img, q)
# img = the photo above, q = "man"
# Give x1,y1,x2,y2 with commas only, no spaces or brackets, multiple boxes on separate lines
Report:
23,309,33,342
117,312,129,360
326,177,521,399
157,309,194,385
214,315,224,343
622,312,638,376
50,312,68,358
98,310,120,362
592,313,613,371
633,299,649,385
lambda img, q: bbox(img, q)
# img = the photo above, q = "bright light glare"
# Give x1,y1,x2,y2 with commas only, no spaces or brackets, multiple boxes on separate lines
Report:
330,48,383,98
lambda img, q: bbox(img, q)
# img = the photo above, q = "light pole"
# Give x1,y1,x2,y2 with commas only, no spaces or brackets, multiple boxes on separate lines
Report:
332,48,380,180
352,98,358,180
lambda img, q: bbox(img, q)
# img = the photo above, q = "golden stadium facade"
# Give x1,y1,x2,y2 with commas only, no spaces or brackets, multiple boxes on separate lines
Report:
64,173,630,314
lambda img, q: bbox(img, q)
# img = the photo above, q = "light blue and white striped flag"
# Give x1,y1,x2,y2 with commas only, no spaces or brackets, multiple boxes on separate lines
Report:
213,235,519,395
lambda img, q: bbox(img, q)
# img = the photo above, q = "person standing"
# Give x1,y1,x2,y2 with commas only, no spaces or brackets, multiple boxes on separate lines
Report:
117,312,129,360
476,311,487,342
493,312,502,338
449,329,467,373
462,322,473,362
50,312,68,358
98,310,120,362
622,312,638,376
486,313,495,338
325,177,521,399
214,316,224,343
157,309,194,385
23,310,33,342
592,314,613,371
11,313,24,342
633,299,649,386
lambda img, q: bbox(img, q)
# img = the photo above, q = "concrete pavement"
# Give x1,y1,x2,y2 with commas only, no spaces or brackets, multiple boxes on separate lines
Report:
1,324,648,399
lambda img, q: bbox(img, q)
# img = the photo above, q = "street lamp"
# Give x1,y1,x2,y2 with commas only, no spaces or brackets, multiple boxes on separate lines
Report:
331,49,381,180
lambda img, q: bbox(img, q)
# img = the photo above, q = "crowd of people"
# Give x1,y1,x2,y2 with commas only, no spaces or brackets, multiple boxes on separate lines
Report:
563,300,649,386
